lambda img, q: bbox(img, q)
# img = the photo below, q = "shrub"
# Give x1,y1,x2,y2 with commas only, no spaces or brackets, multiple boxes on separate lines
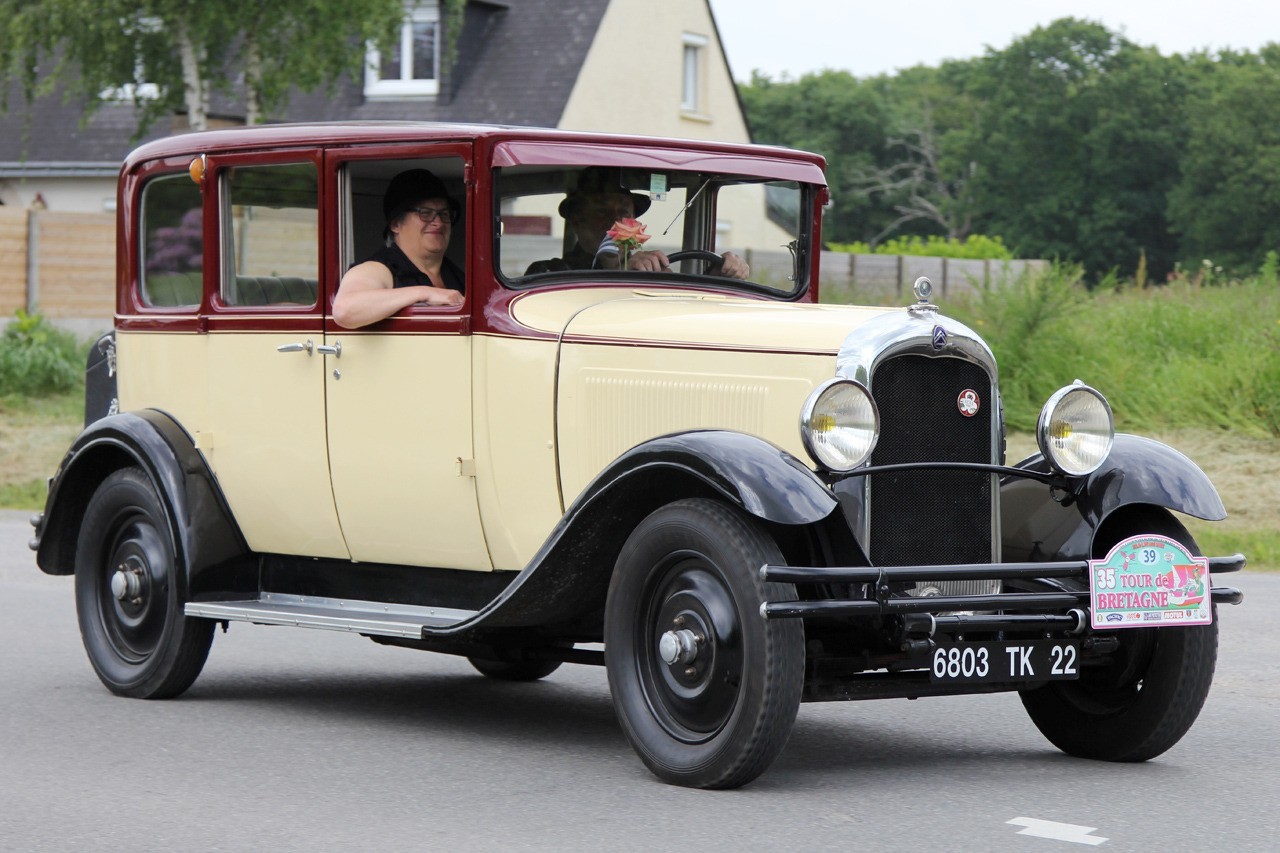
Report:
828,234,1015,260
0,310,85,396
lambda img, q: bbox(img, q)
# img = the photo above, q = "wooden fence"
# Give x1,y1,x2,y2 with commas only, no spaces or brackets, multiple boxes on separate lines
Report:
0,207,115,333
817,252,1049,304
0,207,1047,331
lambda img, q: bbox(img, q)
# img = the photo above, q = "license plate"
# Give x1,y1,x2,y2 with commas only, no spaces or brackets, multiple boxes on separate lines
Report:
929,640,1080,684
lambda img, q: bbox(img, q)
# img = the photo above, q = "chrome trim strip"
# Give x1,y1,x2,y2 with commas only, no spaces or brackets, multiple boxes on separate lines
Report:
185,593,476,638
835,307,997,385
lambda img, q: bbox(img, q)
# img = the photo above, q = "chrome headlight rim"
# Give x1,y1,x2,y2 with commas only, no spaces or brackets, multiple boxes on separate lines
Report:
800,377,880,473
1036,382,1115,476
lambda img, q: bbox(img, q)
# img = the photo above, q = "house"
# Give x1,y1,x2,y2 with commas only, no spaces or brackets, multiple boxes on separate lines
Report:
0,0,752,330
0,0,751,214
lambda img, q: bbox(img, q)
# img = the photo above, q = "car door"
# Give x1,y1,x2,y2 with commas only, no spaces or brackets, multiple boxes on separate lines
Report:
202,149,351,559
322,147,491,571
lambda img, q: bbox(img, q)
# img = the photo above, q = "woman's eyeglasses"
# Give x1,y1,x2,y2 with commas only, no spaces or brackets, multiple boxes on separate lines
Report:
410,206,457,224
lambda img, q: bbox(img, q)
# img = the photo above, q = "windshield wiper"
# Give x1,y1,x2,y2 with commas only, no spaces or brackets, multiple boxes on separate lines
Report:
661,177,713,236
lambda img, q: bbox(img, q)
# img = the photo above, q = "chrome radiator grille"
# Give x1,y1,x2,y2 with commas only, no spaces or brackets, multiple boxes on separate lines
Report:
867,354,996,581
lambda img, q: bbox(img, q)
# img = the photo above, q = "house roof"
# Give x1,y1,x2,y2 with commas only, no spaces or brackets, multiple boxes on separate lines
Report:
0,0,613,172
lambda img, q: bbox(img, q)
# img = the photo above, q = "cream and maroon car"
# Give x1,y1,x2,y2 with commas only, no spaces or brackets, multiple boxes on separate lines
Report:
32,123,1244,789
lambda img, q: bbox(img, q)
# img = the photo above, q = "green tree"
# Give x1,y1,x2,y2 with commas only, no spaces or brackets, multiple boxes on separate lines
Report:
1167,46,1280,273
850,63,981,243
0,0,404,131
739,70,897,244
963,18,1187,279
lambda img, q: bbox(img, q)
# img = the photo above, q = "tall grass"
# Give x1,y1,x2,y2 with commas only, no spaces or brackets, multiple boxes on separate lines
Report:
942,265,1280,436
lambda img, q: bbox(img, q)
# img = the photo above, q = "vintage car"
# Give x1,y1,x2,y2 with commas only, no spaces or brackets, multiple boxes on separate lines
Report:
32,123,1244,789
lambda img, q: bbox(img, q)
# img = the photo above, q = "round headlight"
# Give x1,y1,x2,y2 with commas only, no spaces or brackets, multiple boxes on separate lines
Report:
1036,382,1114,476
801,379,879,472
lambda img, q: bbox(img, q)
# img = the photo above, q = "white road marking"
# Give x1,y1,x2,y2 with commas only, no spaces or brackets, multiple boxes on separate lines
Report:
1007,817,1108,845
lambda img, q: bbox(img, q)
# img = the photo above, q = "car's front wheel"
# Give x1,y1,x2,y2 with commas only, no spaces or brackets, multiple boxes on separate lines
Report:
75,467,213,699
604,498,803,789
1020,524,1217,761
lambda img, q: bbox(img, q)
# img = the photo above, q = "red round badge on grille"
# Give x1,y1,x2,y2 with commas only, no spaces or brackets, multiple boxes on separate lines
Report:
957,389,980,417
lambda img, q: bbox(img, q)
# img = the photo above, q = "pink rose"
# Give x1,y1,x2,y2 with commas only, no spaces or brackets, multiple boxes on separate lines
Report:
607,218,650,247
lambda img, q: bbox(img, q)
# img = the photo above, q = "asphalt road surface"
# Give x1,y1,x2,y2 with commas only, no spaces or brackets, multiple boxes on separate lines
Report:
2,510,1276,852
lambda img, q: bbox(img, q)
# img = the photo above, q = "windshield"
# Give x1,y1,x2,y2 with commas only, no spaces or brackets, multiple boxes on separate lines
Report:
494,164,810,297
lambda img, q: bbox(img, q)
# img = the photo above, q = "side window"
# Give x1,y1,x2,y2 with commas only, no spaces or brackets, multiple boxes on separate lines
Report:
223,162,319,307
140,174,203,308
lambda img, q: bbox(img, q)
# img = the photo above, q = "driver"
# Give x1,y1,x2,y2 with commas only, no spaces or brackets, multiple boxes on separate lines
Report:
525,167,750,279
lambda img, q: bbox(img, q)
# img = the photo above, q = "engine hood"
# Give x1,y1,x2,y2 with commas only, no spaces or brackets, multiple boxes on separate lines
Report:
509,287,898,354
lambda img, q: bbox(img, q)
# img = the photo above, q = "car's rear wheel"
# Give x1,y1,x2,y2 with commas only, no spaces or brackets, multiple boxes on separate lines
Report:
1020,522,1217,761
75,467,213,699
467,656,562,681
605,498,803,789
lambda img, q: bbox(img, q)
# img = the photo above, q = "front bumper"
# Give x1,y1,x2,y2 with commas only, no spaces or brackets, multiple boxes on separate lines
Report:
760,553,1247,629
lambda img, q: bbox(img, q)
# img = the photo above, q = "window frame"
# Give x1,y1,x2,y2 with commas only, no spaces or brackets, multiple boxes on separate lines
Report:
681,33,709,115
137,171,205,311
364,2,441,100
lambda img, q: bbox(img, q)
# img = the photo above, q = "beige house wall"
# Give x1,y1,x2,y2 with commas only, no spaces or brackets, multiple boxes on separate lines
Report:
0,176,118,212
560,0,749,143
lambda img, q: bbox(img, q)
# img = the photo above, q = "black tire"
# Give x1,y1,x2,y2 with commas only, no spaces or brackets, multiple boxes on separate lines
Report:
1020,523,1218,762
604,498,803,789
467,656,563,681
74,467,214,699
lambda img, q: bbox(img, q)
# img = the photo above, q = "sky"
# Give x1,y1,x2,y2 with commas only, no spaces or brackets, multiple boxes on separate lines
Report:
707,0,1280,80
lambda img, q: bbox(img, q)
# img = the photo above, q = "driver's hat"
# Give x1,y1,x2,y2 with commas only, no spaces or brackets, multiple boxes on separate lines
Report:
559,167,651,219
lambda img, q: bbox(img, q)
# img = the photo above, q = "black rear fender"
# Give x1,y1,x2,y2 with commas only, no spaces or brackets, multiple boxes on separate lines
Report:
34,410,252,597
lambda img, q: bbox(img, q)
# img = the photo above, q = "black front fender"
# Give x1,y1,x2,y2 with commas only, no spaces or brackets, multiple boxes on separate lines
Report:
575,430,838,526
438,430,839,633
1001,433,1225,562
34,411,252,597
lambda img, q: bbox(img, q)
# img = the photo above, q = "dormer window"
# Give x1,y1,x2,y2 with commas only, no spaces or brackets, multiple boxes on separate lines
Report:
365,2,440,99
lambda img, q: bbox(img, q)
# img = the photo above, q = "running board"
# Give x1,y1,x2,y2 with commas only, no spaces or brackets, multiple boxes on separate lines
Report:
185,593,476,639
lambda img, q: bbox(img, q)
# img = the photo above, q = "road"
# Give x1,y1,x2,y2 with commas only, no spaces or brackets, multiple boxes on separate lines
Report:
2,510,1276,852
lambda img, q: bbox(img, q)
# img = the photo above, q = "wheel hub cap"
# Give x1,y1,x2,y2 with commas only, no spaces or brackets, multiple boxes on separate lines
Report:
110,564,145,602
658,628,701,666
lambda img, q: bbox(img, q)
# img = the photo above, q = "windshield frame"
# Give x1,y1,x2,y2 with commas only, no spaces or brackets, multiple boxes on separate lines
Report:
488,141,824,300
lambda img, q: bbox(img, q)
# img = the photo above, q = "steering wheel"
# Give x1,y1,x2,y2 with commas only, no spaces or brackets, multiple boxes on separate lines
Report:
666,250,724,271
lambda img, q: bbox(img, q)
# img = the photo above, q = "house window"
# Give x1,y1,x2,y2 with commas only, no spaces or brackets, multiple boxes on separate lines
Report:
101,16,161,103
366,2,440,99
681,33,708,113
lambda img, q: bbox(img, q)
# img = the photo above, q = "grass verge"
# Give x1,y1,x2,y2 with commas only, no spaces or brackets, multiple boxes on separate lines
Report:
0,390,82,510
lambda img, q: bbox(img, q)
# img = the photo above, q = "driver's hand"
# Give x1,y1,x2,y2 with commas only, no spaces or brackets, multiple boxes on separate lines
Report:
625,249,670,272
717,251,750,280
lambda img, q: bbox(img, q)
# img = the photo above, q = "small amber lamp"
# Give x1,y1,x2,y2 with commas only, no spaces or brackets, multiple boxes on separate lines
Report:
188,154,207,184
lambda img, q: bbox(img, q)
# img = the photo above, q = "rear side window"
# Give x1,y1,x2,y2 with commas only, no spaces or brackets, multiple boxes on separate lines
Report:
222,163,319,307
140,174,204,308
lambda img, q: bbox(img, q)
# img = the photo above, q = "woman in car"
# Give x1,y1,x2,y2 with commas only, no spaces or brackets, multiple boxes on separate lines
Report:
333,168,464,328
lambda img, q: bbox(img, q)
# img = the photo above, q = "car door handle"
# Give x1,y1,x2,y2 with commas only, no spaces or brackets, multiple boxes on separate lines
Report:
277,339,314,355
317,341,342,358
